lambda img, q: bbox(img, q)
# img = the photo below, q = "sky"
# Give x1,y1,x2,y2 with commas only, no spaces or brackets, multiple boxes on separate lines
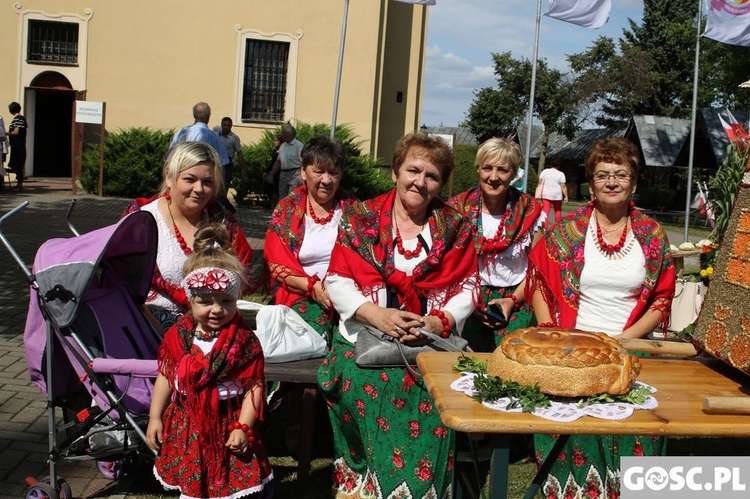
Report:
421,0,646,128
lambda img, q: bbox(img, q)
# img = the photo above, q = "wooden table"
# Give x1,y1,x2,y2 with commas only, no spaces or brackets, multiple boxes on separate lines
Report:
417,352,750,498
265,357,324,485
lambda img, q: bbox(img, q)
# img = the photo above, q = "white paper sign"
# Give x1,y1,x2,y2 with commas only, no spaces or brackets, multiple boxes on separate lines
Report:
75,101,104,124
429,133,454,149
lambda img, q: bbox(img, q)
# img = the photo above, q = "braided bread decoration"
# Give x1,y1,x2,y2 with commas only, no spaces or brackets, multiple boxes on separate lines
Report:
488,327,641,397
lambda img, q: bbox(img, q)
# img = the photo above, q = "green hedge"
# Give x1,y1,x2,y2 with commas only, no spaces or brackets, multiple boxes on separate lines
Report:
234,122,391,207
81,127,172,198
439,144,538,201
635,186,678,211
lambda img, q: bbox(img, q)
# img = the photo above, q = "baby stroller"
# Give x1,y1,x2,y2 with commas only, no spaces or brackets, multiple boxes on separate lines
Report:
0,201,161,499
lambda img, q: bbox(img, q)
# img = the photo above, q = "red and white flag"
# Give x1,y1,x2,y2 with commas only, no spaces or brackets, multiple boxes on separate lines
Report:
691,183,716,230
392,0,436,5
704,0,750,46
719,110,750,151
718,112,734,142
544,0,611,29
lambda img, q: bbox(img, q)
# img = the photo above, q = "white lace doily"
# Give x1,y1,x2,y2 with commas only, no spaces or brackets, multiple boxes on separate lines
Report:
450,373,658,422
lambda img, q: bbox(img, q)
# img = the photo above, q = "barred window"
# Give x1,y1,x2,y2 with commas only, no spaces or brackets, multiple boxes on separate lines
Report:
241,40,289,123
27,20,79,65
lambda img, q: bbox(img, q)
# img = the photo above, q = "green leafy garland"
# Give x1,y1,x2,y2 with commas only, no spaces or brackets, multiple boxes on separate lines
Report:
452,353,652,413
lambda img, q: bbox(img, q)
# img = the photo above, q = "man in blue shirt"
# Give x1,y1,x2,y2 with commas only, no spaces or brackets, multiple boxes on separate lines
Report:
167,102,232,210
167,102,229,166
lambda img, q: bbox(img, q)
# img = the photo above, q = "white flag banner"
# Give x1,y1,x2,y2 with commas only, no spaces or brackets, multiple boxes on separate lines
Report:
545,0,611,29
392,0,436,5
704,0,750,47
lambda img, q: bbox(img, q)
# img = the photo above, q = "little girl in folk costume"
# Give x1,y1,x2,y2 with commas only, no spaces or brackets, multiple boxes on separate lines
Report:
146,225,273,499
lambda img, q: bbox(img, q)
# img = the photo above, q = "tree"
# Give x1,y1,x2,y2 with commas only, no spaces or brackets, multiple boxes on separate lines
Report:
463,51,580,173
568,0,750,127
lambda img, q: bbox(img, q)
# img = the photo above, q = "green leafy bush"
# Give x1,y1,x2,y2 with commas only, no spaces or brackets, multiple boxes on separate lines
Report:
708,143,749,244
439,144,538,201
440,144,477,199
80,127,172,198
234,122,390,207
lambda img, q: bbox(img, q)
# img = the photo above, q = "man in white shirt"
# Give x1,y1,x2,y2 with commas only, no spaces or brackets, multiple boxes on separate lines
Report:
266,124,303,198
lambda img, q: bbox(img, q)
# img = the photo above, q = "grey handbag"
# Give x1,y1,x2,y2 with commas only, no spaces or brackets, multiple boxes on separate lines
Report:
354,323,471,370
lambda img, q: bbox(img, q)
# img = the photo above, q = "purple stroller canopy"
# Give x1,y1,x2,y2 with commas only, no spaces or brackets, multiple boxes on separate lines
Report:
32,211,157,327
25,211,158,395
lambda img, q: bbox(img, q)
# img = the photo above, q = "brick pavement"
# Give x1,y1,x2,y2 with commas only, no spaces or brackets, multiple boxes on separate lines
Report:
0,179,270,498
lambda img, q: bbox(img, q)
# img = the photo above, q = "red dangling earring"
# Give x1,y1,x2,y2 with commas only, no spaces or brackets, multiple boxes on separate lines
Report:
164,191,171,201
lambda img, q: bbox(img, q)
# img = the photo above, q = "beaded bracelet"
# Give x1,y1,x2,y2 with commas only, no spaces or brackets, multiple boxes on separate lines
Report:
506,293,522,311
538,322,555,328
306,275,320,299
429,310,452,338
229,421,258,444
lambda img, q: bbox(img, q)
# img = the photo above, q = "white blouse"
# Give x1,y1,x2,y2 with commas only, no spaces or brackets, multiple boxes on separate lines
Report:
327,224,476,343
478,211,546,287
575,215,646,336
298,207,342,279
140,199,188,316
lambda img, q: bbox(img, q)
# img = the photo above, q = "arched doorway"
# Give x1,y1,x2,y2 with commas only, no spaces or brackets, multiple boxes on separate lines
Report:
28,71,77,177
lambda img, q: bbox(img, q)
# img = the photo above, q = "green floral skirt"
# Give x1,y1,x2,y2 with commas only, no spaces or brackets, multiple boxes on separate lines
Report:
461,285,535,352
534,352,667,498
290,298,335,346
534,434,666,498
318,333,454,499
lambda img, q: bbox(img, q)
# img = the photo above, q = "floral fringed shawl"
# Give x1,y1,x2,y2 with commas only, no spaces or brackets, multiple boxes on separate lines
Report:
447,186,542,254
122,196,254,310
158,312,264,460
264,185,357,307
327,189,481,315
525,202,675,331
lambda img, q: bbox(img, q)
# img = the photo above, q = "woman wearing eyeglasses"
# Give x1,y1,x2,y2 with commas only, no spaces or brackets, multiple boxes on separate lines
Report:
525,137,675,498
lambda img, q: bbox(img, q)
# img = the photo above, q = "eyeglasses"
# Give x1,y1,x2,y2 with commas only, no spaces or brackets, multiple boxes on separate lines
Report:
593,172,632,183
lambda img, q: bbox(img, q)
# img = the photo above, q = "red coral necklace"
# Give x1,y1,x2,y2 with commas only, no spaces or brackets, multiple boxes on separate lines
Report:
479,208,511,254
165,194,192,255
308,198,336,225
394,226,423,260
595,217,629,254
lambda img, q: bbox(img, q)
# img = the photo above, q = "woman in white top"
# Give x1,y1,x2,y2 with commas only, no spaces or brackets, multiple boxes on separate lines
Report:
448,138,545,351
536,157,568,228
264,135,356,342
526,137,675,498
318,132,480,498
122,142,254,330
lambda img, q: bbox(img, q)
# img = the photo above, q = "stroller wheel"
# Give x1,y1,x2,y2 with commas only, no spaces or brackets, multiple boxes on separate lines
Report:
24,477,71,499
97,460,124,480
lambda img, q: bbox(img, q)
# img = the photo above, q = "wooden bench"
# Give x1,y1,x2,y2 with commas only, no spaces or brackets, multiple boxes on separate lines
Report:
264,357,324,484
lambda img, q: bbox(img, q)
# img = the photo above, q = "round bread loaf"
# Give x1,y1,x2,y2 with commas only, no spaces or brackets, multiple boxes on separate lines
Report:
487,327,641,397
